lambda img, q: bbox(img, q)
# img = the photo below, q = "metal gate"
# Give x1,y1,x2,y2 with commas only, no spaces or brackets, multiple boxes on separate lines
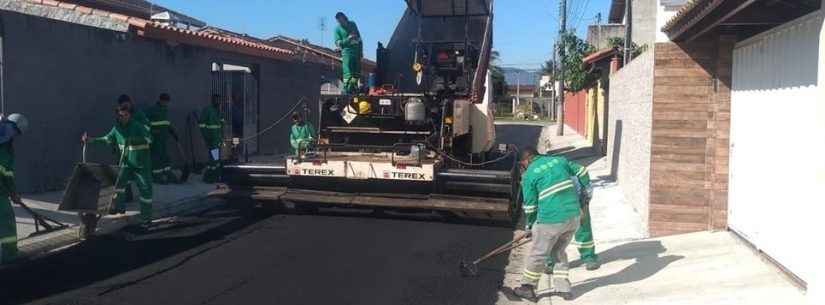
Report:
729,11,822,285
211,63,259,160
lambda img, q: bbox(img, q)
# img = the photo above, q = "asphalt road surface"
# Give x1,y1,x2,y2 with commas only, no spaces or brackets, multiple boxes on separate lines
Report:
2,203,518,305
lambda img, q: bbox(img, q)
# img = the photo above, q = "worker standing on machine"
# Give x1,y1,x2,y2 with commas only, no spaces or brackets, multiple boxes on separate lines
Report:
199,94,224,183
334,12,363,94
0,113,28,264
514,147,591,301
147,93,180,184
289,112,315,155
82,105,154,224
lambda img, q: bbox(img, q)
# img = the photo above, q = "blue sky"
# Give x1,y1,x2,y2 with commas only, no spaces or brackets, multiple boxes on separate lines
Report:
153,0,612,69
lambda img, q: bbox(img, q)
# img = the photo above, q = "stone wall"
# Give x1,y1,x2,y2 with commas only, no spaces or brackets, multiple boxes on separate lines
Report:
607,50,654,233
0,9,320,192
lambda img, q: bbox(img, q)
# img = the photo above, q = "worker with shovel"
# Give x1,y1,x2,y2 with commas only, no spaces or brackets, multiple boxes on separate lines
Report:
82,104,154,224
199,94,224,183
514,147,591,301
0,113,28,264
334,12,363,94
147,93,180,184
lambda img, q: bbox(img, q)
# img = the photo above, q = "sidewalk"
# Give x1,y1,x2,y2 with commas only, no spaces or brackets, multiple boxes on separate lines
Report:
496,231,807,305
13,175,219,259
494,124,806,304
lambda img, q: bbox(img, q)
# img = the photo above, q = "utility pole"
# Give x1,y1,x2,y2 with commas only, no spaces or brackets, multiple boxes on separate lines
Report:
318,17,328,48
624,0,633,65
556,0,567,136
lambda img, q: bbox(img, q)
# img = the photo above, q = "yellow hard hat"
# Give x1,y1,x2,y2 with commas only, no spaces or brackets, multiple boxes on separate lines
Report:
358,100,371,114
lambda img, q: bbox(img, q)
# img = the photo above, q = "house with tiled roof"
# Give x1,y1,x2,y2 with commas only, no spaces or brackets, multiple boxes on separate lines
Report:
0,0,325,192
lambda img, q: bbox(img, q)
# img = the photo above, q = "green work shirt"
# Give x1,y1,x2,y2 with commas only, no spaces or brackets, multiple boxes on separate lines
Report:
90,119,152,169
0,139,15,195
146,103,171,140
521,155,591,225
334,21,363,56
199,105,223,149
289,123,315,153
132,108,151,132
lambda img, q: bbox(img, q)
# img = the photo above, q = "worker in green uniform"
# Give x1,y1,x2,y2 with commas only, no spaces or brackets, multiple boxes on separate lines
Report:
118,94,150,132
199,94,224,183
289,112,315,155
514,147,590,302
0,113,28,264
146,93,180,184
571,175,599,270
334,12,363,94
83,105,154,224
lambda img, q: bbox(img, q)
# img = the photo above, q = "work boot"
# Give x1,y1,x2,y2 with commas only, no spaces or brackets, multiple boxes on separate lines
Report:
513,284,537,302
585,260,601,271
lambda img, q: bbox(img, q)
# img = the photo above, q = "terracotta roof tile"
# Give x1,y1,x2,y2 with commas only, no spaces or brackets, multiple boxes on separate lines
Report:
74,5,92,14
31,0,296,61
108,13,130,22
583,47,619,64
91,8,111,16
662,0,709,32
57,2,77,9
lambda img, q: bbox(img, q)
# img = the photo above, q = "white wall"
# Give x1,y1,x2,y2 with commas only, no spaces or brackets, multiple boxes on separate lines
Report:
656,0,687,42
729,10,822,288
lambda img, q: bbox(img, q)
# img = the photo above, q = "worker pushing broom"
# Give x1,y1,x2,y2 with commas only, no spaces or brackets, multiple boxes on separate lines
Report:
461,147,593,302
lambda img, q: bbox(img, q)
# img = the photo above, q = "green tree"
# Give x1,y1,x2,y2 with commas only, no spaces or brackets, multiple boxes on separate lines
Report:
559,32,595,92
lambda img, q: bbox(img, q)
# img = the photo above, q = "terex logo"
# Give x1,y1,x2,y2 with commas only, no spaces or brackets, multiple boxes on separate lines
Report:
389,172,427,180
301,168,335,176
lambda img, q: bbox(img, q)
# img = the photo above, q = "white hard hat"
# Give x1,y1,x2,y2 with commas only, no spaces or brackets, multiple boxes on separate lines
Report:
7,113,29,134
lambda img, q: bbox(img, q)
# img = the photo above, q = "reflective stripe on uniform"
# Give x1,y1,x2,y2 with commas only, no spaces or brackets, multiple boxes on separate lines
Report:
200,124,221,129
573,241,595,248
150,121,170,126
523,269,541,280
0,165,13,178
552,270,569,278
523,205,537,213
118,144,150,151
538,180,574,200
139,197,153,204
0,235,17,244
576,167,588,178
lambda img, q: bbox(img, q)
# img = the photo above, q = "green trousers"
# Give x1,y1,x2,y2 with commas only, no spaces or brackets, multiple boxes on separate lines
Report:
202,149,221,183
113,167,153,222
150,137,176,184
341,50,362,94
0,195,17,264
573,205,598,262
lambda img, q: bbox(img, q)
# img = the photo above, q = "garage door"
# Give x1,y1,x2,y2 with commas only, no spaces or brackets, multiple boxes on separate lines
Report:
729,11,822,285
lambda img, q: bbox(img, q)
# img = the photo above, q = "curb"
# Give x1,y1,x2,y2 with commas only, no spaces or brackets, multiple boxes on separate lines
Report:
16,192,219,260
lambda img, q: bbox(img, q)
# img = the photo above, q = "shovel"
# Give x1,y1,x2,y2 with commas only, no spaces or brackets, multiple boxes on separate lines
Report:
459,231,532,277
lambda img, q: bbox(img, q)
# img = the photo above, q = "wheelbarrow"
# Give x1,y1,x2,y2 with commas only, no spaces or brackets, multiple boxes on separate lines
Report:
58,144,123,238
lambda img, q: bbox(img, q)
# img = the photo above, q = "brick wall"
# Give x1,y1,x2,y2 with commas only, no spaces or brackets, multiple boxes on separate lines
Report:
649,39,733,236
607,50,654,233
